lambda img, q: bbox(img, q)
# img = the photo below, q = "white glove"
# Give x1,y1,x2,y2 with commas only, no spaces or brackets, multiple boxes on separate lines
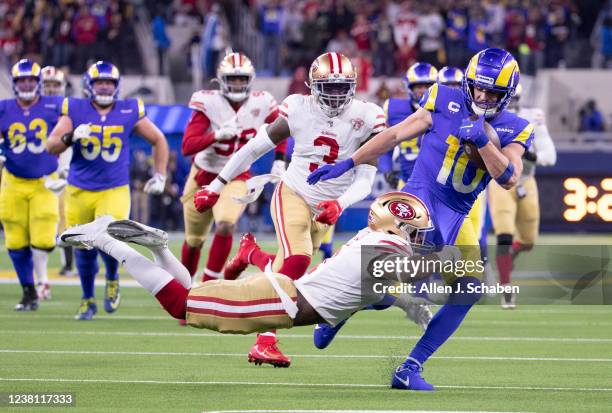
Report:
214,119,240,141
270,159,286,177
143,173,166,195
44,176,67,196
73,123,91,141
435,245,461,264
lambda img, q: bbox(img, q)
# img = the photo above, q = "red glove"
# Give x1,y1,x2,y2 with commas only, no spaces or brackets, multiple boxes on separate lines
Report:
194,187,220,213
315,200,342,225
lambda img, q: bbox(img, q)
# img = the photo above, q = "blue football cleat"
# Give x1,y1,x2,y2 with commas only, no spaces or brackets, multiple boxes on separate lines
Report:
391,357,435,391
75,298,97,320
313,320,346,349
104,280,121,313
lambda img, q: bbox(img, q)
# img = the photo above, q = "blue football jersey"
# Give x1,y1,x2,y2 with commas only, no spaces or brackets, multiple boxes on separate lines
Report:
380,98,421,181
0,96,61,178
62,97,145,191
408,83,534,214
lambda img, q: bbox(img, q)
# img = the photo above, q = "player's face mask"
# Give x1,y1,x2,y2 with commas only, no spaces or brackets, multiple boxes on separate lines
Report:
409,84,431,103
312,81,356,117
92,79,118,106
469,86,504,118
14,77,39,102
222,75,251,102
42,81,64,97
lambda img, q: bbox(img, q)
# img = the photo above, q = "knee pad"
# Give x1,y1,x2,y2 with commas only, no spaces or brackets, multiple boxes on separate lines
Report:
75,248,99,277
497,234,513,255
448,276,482,306
215,221,234,236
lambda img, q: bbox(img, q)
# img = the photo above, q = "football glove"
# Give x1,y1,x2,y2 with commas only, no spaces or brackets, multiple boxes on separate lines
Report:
215,119,240,141
315,200,342,225
270,159,286,176
143,173,166,195
194,187,220,213
73,123,92,142
44,176,67,196
458,116,488,148
307,158,355,185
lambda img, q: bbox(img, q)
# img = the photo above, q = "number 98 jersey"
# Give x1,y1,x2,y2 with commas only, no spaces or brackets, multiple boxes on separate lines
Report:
0,96,62,178
280,94,385,211
61,97,145,191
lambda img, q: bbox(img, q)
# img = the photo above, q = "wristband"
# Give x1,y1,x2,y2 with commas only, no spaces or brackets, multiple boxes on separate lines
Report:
60,132,74,147
495,162,515,185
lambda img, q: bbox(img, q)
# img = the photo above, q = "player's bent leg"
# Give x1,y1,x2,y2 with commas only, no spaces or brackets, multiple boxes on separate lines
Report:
224,233,270,280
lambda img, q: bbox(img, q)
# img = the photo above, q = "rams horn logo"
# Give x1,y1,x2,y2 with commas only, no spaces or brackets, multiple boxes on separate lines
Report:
388,201,416,219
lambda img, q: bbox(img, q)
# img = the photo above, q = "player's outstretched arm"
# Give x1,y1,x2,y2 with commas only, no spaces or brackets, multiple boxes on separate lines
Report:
353,108,432,166
480,142,524,189
46,116,74,154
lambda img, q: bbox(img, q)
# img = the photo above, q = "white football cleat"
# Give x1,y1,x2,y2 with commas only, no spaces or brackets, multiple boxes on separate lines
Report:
60,215,115,249
501,291,517,309
106,219,168,248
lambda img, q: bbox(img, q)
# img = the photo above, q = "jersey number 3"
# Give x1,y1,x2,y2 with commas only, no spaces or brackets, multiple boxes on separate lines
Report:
309,136,339,172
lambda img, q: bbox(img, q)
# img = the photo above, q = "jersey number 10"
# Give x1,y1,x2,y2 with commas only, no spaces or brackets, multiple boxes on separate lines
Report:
436,134,486,194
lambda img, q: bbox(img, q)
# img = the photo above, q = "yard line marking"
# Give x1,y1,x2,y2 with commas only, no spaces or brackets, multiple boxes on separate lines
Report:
1,349,611,363
203,411,534,413
1,329,611,343
0,377,610,393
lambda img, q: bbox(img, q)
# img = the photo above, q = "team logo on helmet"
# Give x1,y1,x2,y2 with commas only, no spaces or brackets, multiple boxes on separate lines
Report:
388,201,416,220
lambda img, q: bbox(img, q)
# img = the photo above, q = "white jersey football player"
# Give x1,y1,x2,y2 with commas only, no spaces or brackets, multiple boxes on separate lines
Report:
180,52,284,285
489,84,556,308
194,52,384,366
59,192,459,386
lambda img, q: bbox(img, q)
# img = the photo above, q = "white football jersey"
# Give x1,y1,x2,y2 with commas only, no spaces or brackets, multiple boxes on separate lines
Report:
189,90,277,173
279,94,385,211
294,227,413,326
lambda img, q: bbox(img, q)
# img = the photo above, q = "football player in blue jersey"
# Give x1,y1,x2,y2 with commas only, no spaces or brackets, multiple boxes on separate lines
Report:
380,63,438,189
47,61,169,320
437,66,464,88
308,48,534,390
0,59,63,311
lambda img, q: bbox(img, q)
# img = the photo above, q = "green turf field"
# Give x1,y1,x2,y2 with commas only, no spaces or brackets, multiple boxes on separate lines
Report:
1,235,612,412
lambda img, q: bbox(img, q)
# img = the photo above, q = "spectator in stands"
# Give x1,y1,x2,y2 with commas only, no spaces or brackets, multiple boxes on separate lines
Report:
50,7,74,69
287,66,310,96
326,29,357,58
328,0,354,34
130,150,152,225
301,5,327,63
391,1,418,73
520,7,546,75
282,1,305,70
152,10,171,75
445,3,469,67
484,0,506,47
591,1,612,68
544,2,571,68
351,13,371,53
371,12,394,76
417,3,445,68
0,26,21,66
73,4,100,72
579,100,606,132
467,5,489,53
259,0,284,76
201,4,229,80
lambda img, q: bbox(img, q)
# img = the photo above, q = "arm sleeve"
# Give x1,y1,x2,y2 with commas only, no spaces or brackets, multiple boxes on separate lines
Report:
532,110,557,166
337,164,377,210
181,111,214,156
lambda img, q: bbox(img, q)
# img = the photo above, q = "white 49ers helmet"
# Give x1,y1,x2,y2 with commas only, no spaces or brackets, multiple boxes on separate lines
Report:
309,52,357,117
368,192,434,246
217,52,255,102
41,66,66,97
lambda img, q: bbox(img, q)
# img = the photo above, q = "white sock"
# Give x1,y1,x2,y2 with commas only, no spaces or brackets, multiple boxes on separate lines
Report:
32,248,49,285
259,331,276,338
149,246,192,289
94,233,173,295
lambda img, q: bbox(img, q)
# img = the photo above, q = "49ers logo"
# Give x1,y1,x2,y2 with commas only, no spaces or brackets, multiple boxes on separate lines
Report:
351,118,364,131
388,201,415,220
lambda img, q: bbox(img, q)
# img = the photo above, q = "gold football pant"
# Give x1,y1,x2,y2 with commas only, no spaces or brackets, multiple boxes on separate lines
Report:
270,182,330,271
489,176,539,245
185,272,297,334
0,169,59,250
181,165,247,248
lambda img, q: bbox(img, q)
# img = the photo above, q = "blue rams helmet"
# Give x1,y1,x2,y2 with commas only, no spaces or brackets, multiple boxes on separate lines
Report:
11,59,42,101
463,48,520,118
437,66,464,87
404,62,438,103
84,61,120,106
